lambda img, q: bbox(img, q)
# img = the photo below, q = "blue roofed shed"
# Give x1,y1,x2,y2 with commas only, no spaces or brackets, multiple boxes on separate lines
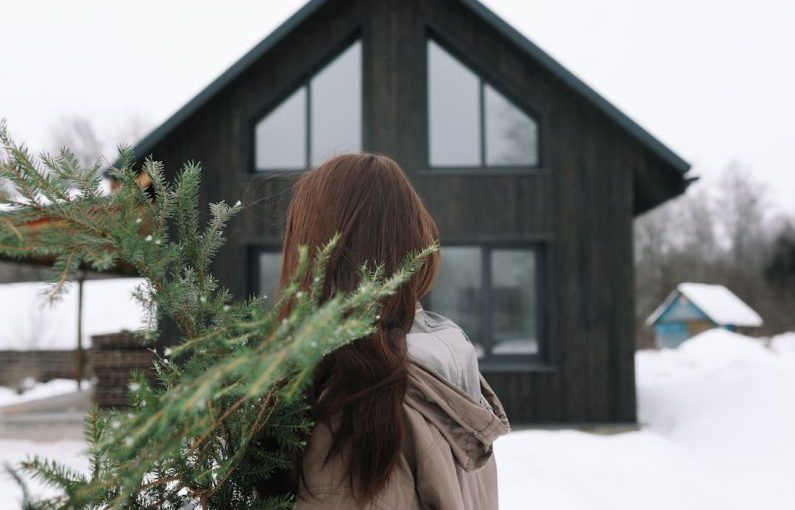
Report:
646,283,763,348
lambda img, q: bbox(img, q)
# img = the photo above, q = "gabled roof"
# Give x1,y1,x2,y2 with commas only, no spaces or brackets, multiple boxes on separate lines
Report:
125,0,690,177
646,282,763,327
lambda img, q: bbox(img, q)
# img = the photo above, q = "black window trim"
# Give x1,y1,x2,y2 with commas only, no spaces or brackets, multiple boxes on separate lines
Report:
248,31,364,174
423,28,546,175
424,241,548,368
249,241,550,372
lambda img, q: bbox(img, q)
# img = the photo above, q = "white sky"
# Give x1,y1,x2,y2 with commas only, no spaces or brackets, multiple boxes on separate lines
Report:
1,0,793,214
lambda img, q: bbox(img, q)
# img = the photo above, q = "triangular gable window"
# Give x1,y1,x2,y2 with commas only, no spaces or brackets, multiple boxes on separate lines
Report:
427,39,539,168
254,40,362,171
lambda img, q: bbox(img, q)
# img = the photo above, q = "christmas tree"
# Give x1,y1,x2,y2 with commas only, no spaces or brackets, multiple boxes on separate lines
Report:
0,121,436,509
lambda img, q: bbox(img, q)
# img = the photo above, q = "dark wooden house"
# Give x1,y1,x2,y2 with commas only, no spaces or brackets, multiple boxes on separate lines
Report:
124,0,690,425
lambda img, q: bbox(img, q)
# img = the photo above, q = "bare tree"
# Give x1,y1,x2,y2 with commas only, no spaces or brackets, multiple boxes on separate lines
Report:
49,114,150,166
634,183,719,323
715,161,771,271
634,163,795,343
50,116,105,166
634,194,677,322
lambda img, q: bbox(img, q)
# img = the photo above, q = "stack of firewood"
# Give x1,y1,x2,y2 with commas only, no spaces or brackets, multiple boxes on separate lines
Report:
91,331,154,408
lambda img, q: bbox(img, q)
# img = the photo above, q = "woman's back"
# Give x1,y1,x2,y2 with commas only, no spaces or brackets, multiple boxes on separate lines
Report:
297,308,510,509
277,153,508,508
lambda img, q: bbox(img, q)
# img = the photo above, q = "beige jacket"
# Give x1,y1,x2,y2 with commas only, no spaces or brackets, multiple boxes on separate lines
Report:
296,309,510,509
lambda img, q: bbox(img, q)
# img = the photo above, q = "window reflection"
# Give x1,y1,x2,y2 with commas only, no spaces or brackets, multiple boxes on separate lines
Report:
484,85,538,166
311,41,362,165
491,249,538,355
258,252,282,301
428,245,541,359
432,247,484,356
254,88,306,170
254,40,361,171
427,39,539,169
258,245,541,359
428,41,481,167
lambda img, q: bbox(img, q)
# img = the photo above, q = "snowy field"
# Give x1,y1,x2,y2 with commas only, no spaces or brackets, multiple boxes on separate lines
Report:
0,439,88,506
1,329,794,509
497,329,795,510
0,379,84,407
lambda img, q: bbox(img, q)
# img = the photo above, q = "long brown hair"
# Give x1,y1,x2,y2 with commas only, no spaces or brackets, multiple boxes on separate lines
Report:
279,153,439,502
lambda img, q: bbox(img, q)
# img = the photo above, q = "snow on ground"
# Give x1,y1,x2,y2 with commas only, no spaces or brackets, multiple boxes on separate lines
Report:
0,439,87,509
497,328,795,510
770,331,795,357
1,328,794,509
0,379,85,407
0,278,147,350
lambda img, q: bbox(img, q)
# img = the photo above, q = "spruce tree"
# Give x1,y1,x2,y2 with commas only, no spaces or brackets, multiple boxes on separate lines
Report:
0,121,436,509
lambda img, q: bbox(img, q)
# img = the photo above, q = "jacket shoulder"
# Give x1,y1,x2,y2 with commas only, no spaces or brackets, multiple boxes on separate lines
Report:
407,308,483,404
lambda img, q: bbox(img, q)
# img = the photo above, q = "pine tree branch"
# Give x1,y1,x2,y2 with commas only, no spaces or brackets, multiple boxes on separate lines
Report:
0,124,438,510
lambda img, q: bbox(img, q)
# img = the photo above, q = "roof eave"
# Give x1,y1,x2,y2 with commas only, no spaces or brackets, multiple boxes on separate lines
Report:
645,290,678,326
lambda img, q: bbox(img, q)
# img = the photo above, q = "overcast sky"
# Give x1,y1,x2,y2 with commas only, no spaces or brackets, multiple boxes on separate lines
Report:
1,0,793,214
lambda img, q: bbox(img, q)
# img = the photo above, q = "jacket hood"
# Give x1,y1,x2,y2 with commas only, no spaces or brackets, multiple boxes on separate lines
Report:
405,361,510,471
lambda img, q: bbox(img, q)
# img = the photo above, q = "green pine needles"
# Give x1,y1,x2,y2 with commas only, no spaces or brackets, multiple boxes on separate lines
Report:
0,121,437,510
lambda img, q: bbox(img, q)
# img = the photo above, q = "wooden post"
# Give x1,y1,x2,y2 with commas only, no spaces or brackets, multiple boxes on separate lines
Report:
75,271,85,390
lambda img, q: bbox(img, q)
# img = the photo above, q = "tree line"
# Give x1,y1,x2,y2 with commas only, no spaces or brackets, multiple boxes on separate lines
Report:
634,162,795,347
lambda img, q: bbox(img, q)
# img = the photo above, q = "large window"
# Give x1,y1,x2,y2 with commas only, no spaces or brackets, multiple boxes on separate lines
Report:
253,40,362,171
427,245,543,362
253,244,544,363
427,39,539,169
255,251,282,299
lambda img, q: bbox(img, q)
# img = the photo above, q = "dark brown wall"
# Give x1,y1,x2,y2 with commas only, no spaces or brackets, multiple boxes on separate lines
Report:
140,0,653,424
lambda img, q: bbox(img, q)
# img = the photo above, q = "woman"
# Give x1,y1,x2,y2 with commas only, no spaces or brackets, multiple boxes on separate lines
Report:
278,153,510,509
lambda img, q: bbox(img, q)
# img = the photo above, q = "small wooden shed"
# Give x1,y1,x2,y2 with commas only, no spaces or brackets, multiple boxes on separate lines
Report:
121,0,691,425
646,283,763,349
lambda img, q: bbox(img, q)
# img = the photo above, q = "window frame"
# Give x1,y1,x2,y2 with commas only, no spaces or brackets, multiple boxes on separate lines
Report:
248,33,364,174
424,241,548,369
250,242,549,371
247,245,283,299
423,31,546,175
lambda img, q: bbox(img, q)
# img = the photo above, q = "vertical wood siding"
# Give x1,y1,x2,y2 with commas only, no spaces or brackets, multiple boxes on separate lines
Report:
137,0,652,424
